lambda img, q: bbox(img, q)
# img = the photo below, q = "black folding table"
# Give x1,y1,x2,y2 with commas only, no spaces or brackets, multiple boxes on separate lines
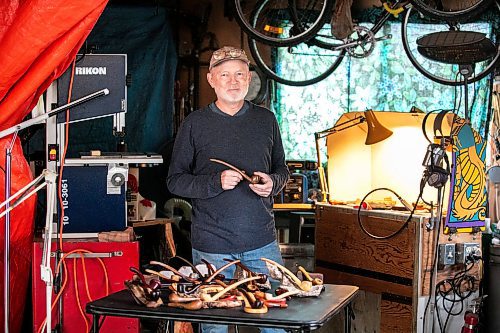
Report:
86,284,358,333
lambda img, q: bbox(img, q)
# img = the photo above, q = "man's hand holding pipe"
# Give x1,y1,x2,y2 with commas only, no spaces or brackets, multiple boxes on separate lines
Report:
221,170,243,190
249,172,273,197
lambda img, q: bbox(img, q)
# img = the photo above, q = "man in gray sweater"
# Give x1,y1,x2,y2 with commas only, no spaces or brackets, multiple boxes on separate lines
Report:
167,46,289,333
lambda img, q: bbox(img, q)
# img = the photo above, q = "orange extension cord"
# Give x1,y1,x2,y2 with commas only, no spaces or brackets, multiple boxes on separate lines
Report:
36,249,110,333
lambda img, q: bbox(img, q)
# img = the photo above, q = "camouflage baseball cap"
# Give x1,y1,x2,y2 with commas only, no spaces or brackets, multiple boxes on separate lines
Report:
209,46,250,70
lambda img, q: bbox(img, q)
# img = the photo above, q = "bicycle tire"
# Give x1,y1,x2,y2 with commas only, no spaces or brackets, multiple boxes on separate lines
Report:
410,0,492,22
234,0,334,46
401,6,500,86
248,36,345,86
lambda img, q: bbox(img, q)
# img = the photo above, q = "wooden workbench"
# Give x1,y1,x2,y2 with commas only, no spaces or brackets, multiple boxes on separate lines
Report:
315,203,481,332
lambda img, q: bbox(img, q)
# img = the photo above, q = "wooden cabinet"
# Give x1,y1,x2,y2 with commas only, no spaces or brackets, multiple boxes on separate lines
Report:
315,204,419,332
315,204,482,333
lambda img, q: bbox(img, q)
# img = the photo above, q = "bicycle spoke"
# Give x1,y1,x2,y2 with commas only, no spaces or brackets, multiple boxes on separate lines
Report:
410,0,492,22
234,0,333,46
249,29,346,86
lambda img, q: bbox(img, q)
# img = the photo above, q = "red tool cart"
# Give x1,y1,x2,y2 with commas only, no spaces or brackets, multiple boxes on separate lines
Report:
32,239,139,333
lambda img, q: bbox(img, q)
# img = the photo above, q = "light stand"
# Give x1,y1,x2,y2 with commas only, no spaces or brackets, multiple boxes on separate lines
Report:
314,110,393,202
0,170,57,333
1,88,108,333
314,115,366,202
3,130,16,333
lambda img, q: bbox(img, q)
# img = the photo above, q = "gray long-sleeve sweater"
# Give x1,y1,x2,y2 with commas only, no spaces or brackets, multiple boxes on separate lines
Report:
167,101,289,253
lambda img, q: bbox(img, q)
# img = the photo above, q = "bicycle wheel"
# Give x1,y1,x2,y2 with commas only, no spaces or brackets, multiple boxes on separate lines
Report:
248,31,346,86
401,6,499,86
410,0,492,22
234,0,334,46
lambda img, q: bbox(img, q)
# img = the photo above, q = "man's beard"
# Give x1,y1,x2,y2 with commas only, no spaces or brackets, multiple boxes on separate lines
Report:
219,87,249,103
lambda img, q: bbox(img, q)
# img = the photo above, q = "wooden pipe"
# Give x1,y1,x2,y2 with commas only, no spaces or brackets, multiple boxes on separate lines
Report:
129,267,148,285
201,259,215,276
264,300,288,308
198,285,225,294
168,293,200,303
144,268,179,284
214,279,229,288
130,267,161,295
210,158,261,184
203,300,242,309
150,260,199,283
244,305,268,314
204,259,241,283
238,289,268,314
261,258,312,292
267,289,300,300
125,280,163,307
167,299,203,310
175,255,203,277
200,276,262,302
223,259,267,291
297,265,323,286
224,258,268,284
200,259,225,281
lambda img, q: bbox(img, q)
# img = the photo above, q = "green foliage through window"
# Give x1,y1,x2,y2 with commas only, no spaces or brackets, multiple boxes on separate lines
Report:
272,22,493,161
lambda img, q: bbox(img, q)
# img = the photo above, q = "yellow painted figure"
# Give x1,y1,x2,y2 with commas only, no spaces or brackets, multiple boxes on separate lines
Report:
446,117,486,232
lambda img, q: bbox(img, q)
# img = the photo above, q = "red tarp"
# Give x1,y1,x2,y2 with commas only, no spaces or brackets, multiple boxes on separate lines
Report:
0,1,108,332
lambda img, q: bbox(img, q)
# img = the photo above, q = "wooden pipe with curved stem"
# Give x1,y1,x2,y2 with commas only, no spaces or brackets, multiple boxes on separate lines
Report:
261,258,312,292
130,267,149,286
144,268,181,283
168,292,200,303
204,259,241,283
210,158,261,184
201,258,218,278
167,299,203,310
129,267,161,300
238,288,268,314
200,259,226,283
297,265,323,286
223,258,268,284
223,258,267,291
150,260,199,283
266,289,300,300
200,276,262,302
175,255,203,277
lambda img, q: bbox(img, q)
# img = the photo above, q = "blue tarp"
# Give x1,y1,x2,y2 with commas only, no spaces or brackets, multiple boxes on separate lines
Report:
63,5,177,155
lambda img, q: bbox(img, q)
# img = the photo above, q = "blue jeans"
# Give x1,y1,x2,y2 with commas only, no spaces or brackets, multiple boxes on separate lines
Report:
192,240,286,333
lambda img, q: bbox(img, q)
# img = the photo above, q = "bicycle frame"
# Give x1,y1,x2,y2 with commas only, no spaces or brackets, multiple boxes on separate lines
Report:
315,0,408,54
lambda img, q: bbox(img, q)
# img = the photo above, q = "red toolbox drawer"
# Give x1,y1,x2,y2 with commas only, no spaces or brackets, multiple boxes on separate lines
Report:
32,239,139,333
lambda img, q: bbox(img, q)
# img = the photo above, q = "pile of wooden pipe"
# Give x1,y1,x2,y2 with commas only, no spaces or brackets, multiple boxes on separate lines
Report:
128,256,323,313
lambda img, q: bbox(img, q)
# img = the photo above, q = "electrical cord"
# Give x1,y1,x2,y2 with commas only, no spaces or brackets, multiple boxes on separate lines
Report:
454,72,462,116
36,249,110,333
422,183,447,333
356,178,426,240
73,257,90,332
435,262,477,333
471,80,478,116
